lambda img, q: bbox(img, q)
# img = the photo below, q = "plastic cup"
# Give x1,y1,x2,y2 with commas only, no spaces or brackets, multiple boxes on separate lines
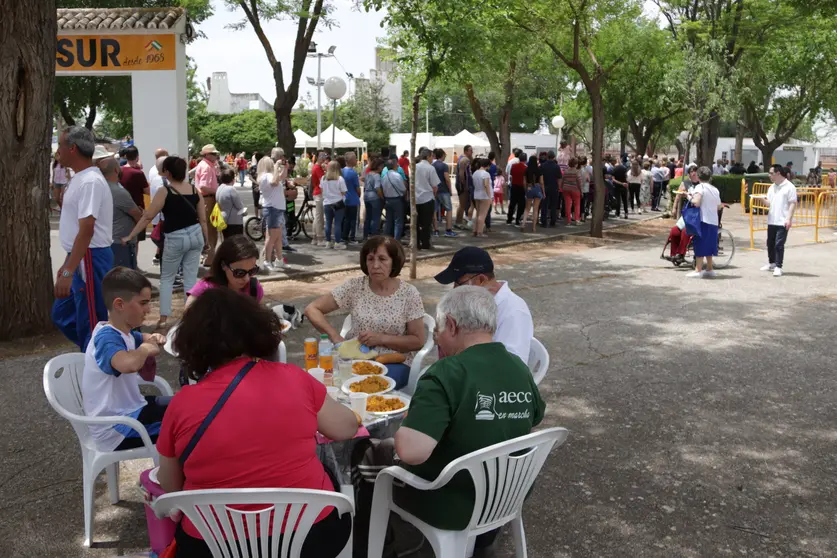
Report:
337,357,353,381
308,367,325,384
349,392,369,421
326,386,339,400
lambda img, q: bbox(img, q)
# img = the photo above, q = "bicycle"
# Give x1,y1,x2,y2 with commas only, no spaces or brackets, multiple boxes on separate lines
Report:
661,205,735,269
244,188,315,243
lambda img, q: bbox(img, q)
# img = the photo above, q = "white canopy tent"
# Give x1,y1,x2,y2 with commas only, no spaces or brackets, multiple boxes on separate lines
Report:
294,129,313,149
304,125,367,152
452,130,491,153
389,130,491,158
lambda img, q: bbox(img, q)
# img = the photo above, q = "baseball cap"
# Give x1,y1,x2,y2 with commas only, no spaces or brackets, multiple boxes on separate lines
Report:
434,246,494,285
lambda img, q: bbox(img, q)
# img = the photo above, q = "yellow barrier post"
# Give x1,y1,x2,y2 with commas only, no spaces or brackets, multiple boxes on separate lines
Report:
741,178,747,215
816,192,823,243
815,191,837,243
747,182,771,250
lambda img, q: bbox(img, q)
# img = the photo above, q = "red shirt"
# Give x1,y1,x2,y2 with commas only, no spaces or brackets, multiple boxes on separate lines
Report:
510,162,528,186
120,164,148,208
398,156,410,177
156,358,332,538
236,157,248,171
311,162,325,196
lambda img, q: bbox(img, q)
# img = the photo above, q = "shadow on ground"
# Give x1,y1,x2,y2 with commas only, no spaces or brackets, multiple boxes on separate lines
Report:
3,228,837,557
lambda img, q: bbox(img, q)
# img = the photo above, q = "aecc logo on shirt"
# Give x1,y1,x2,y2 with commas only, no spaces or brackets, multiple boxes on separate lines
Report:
475,391,534,421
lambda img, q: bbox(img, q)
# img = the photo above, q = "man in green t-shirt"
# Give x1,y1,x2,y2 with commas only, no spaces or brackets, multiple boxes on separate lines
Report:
393,285,546,541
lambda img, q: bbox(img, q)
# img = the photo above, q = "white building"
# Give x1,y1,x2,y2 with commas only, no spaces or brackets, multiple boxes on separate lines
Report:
354,48,402,127
713,137,824,173
207,72,272,114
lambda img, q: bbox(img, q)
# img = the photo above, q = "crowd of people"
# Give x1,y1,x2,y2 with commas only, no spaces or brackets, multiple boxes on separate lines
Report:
65,166,539,556
49,123,822,555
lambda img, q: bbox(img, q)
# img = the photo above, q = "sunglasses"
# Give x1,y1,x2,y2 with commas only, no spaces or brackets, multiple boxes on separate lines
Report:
225,263,259,279
454,274,477,287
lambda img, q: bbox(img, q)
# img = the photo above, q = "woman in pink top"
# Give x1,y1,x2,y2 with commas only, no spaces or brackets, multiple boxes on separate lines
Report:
158,288,358,557
185,236,264,307
493,170,506,214
561,158,582,225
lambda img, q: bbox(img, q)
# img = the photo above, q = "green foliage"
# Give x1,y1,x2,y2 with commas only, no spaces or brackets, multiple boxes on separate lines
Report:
737,10,837,152
197,111,277,155
600,20,688,154
338,81,393,153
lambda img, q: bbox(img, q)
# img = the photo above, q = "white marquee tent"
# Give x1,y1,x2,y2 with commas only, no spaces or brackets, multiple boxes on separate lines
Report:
304,125,367,151
294,129,313,149
389,130,491,157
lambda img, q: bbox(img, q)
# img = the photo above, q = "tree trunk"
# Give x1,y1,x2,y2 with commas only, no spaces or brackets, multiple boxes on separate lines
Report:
696,111,720,167
674,138,684,161
498,114,511,167
84,79,100,130
274,96,295,155
588,83,606,238
0,0,57,340
734,116,745,164
619,127,627,157
759,146,776,170
59,99,76,127
634,134,650,159
464,82,501,157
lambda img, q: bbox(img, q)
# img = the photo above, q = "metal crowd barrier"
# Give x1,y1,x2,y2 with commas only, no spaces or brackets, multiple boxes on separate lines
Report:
750,186,835,248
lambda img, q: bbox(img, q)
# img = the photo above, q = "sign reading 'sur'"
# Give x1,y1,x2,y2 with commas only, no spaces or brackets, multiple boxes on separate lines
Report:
56,34,176,71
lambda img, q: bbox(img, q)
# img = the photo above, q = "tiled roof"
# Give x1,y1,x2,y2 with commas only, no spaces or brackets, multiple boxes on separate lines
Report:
57,7,186,31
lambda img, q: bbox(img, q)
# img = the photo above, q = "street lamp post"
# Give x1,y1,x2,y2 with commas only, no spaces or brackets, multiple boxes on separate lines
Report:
552,114,566,153
306,43,336,151
324,77,347,153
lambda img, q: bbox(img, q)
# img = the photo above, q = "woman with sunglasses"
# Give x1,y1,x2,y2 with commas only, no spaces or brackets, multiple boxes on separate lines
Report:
185,236,264,308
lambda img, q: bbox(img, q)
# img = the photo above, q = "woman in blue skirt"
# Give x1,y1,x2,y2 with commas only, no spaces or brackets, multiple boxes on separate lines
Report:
686,166,722,279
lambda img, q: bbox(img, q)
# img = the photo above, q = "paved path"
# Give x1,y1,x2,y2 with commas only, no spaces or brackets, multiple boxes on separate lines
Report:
14,208,837,557
50,185,663,286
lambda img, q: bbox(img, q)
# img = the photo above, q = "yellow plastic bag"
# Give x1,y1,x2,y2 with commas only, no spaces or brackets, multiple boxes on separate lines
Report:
209,203,227,231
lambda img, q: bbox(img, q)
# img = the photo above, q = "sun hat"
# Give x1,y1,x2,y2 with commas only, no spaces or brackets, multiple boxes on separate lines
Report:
200,144,219,155
92,145,112,161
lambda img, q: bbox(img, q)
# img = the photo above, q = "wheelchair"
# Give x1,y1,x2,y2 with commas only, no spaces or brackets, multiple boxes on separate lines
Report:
661,205,735,269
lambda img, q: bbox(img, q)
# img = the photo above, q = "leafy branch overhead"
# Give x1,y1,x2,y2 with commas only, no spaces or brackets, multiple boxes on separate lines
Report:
204,0,333,153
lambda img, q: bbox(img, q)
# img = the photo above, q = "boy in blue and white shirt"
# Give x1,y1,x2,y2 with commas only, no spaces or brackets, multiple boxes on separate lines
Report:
83,267,168,451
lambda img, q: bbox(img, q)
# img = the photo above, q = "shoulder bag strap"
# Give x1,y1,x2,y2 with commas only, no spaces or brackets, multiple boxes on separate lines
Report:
167,183,199,218
178,359,258,466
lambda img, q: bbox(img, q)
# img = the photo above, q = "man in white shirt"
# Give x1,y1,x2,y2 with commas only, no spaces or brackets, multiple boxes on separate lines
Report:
760,164,798,277
650,161,667,212
52,126,115,351
505,148,520,179
435,247,533,363
414,147,440,250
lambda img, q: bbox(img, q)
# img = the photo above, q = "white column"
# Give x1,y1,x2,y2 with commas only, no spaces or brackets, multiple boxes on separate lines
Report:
130,38,188,172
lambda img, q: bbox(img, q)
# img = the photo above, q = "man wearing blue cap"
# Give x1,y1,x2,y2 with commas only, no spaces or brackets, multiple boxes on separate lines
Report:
435,246,533,362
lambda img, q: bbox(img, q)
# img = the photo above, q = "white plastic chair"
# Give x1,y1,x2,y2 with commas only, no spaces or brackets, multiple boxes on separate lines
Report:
368,427,569,558
166,321,287,364
43,353,172,547
340,313,435,396
527,338,549,385
153,488,354,558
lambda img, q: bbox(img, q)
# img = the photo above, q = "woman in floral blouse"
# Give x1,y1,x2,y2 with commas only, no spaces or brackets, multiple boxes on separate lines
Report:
304,236,426,388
